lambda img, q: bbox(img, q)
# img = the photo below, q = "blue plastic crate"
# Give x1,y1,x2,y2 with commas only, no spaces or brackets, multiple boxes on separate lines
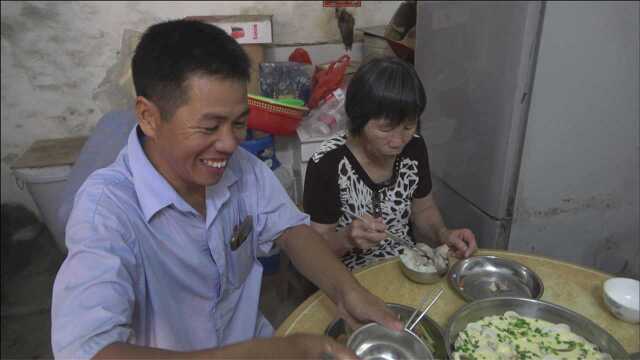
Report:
240,130,281,170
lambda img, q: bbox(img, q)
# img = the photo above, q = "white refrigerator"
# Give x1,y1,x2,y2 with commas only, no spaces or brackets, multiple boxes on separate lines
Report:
415,1,639,278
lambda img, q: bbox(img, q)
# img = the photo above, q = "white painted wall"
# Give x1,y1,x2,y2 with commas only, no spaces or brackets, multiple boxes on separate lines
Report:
509,2,640,277
1,1,400,213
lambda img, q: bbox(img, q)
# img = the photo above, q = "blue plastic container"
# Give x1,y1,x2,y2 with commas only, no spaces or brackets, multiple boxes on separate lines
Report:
240,130,281,170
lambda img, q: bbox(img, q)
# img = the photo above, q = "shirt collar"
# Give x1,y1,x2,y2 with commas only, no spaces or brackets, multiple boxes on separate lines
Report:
127,126,239,222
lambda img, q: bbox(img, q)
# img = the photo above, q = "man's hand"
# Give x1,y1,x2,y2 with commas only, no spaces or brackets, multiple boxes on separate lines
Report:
346,214,388,250
277,224,401,349
440,228,477,258
335,283,403,333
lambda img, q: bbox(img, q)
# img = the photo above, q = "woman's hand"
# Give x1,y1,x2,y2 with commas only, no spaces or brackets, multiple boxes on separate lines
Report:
440,228,477,258
345,214,388,250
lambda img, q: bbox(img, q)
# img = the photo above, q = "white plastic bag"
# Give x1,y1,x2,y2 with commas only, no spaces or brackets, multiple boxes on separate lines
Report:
298,87,347,139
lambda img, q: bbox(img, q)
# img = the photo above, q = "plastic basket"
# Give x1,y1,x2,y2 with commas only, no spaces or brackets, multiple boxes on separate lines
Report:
247,94,308,135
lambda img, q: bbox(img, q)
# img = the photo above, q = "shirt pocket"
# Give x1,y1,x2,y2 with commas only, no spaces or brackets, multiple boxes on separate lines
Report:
225,235,256,289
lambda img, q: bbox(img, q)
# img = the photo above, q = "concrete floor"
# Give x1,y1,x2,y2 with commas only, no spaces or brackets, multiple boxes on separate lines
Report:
1,230,62,359
1,231,314,359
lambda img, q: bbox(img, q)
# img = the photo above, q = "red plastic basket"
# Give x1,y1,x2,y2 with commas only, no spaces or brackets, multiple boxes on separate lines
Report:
247,95,308,135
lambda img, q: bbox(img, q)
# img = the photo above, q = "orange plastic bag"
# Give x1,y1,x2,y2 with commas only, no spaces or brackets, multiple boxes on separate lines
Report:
308,55,351,109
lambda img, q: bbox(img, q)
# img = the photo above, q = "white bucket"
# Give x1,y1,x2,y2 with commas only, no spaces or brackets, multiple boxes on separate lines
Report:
13,165,71,253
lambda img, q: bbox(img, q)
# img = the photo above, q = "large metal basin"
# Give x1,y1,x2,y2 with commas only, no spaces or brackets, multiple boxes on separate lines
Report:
445,297,629,359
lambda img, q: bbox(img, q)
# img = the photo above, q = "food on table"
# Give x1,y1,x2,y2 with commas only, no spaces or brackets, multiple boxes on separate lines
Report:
400,243,449,274
488,280,510,293
452,311,612,360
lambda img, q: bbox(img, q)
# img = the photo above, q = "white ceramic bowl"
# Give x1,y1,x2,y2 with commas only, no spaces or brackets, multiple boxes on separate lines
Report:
603,277,640,324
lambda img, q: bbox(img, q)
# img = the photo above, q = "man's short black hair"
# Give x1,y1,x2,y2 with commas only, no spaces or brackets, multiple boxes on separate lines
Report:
132,19,250,120
345,57,426,135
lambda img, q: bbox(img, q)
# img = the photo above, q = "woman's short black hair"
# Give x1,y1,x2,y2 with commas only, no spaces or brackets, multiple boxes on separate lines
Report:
345,56,426,135
132,19,250,120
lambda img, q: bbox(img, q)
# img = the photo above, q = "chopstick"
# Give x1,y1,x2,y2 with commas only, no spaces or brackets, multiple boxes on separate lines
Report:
405,287,445,332
342,208,415,249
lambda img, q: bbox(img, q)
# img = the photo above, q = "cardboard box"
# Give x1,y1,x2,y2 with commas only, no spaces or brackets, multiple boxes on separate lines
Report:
243,44,265,95
186,15,273,44
185,15,273,94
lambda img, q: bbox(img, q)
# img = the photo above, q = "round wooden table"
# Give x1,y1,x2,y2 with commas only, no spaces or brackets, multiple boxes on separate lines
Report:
276,249,639,353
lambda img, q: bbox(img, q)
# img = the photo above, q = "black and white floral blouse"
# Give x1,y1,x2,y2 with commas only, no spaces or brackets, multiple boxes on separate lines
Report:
303,131,433,270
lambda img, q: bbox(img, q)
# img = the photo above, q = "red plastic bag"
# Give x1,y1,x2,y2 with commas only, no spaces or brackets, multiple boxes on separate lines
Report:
308,55,351,109
288,48,312,64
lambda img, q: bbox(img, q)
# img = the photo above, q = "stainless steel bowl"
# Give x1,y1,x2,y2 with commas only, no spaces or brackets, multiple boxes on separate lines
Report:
445,297,629,359
347,322,433,360
325,303,447,359
399,257,446,284
448,255,543,301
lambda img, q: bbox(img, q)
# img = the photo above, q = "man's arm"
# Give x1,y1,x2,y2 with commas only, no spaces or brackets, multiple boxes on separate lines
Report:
310,216,387,256
309,221,352,256
95,334,355,359
277,224,401,331
91,223,380,360
410,193,477,258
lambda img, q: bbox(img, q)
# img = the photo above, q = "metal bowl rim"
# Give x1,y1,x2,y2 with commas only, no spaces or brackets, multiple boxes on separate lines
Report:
447,255,545,301
443,296,629,359
323,302,445,337
347,322,434,359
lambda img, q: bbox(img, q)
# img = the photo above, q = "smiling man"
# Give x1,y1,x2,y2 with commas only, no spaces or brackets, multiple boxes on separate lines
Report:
51,20,400,359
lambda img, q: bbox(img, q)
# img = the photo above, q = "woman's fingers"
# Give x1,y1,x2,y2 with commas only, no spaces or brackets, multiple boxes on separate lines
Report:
350,220,386,249
446,228,478,258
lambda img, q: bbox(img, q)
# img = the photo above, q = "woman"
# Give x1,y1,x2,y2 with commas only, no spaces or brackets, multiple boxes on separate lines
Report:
303,57,477,271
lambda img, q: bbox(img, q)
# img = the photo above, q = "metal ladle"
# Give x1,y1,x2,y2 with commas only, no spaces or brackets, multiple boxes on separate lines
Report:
405,288,445,333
